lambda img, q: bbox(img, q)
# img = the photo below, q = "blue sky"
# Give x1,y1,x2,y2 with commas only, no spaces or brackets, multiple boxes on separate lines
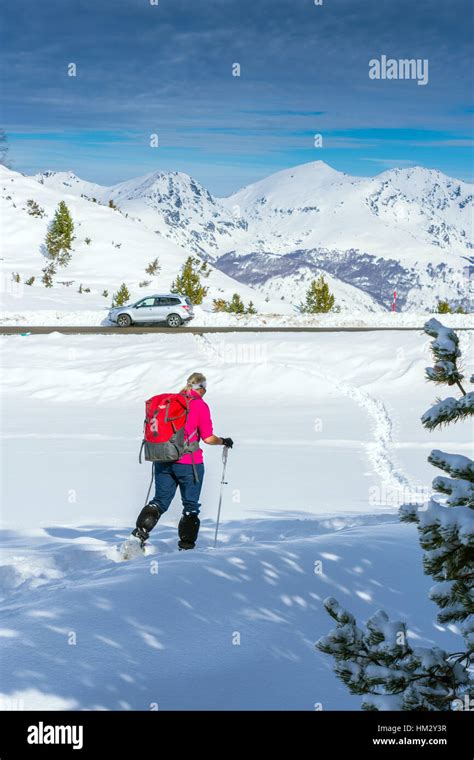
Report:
2,0,473,195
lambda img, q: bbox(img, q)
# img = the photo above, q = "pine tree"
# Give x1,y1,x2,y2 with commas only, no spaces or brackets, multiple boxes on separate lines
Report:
246,301,257,315
316,318,473,710
112,283,131,307
299,275,335,313
41,262,56,288
45,201,74,266
437,300,452,314
227,293,245,314
401,319,473,629
316,600,470,710
26,199,45,217
171,256,208,304
212,295,256,314
145,257,161,277
212,298,227,312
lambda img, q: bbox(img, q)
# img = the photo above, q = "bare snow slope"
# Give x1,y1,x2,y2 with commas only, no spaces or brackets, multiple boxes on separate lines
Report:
2,330,472,528
0,520,460,710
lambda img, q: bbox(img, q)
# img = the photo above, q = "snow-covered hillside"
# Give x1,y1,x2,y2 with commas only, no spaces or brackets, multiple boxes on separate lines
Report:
1,330,471,709
0,520,455,711
27,160,473,315
223,161,473,260
36,168,248,256
218,162,472,311
0,166,286,315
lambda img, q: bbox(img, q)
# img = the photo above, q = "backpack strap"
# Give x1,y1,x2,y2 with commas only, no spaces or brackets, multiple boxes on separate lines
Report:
181,393,199,480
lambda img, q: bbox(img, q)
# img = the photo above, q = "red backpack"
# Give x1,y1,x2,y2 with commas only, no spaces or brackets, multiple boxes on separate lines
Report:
139,393,200,465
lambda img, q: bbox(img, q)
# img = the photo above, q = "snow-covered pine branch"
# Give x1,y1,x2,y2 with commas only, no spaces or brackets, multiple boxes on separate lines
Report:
423,317,466,396
425,360,464,386
428,450,474,481
316,600,470,710
422,393,474,430
432,475,473,507
424,318,461,361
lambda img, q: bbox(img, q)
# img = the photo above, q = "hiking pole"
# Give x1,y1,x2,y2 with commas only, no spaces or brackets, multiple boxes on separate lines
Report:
214,446,229,548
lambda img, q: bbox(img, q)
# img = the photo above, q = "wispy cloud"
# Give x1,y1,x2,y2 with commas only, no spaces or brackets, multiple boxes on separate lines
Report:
2,0,472,192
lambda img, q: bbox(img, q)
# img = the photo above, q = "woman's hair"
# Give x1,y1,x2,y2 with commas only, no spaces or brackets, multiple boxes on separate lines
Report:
180,372,207,393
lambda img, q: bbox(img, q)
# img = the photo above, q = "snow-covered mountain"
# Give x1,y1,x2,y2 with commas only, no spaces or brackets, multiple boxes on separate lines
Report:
33,161,473,312
35,170,106,200
36,168,248,257
1,166,281,314
218,162,472,310
222,161,473,258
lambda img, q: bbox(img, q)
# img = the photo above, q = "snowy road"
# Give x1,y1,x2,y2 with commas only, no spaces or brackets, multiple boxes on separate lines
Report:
3,325,466,334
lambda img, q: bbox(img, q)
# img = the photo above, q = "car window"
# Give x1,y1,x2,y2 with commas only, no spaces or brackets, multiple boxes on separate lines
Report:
135,297,155,308
156,297,180,306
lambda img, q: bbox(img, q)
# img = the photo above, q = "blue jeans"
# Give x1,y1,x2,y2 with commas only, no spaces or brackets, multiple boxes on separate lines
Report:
151,462,204,515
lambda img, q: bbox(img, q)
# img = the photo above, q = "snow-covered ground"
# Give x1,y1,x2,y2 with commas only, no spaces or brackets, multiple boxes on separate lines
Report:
0,330,472,710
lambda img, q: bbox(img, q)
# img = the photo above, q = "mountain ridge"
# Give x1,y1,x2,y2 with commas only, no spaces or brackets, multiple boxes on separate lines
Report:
28,161,474,311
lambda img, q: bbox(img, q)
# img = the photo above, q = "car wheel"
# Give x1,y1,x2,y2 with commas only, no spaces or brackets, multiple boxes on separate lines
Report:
166,313,182,328
117,314,132,328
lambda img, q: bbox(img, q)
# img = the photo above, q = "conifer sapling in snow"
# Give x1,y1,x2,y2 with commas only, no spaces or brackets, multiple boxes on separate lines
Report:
112,283,131,307
247,300,257,315
45,201,74,267
26,199,45,217
436,300,452,314
171,255,209,305
300,275,335,313
41,262,56,288
212,298,227,312
316,318,473,710
145,257,161,277
212,294,257,314
228,293,245,314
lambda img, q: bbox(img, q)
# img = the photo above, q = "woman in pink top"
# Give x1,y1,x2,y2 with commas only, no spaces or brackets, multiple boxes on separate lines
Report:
132,373,233,550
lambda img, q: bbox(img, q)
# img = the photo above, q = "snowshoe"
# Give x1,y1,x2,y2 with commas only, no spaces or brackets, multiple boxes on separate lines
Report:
119,530,147,561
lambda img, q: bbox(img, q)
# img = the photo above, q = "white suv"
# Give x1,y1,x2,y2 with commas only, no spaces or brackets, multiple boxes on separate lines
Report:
108,294,194,328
